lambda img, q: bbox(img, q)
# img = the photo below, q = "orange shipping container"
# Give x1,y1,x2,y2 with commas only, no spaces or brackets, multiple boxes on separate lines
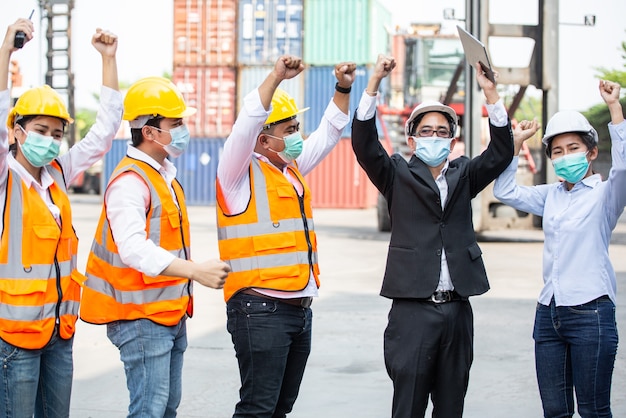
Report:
304,138,379,209
173,0,237,66
173,65,237,138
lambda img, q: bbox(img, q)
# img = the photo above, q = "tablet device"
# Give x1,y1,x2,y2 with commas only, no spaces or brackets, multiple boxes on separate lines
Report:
456,25,496,84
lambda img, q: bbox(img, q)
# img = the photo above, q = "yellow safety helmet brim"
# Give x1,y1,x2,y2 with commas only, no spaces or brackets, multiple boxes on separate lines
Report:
7,85,73,128
123,76,196,121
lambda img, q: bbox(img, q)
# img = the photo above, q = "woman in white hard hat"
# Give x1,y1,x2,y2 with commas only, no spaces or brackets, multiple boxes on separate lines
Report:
494,79,625,417
0,19,122,417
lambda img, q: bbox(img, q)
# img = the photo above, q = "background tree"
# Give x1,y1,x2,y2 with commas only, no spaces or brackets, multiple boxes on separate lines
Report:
587,33,626,151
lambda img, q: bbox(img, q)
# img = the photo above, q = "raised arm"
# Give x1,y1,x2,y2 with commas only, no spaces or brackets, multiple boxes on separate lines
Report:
332,61,357,114
92,28,119,91
0,19,34,189
218,55,304,194
600,79,624,126
258,55,304,112
513,119,541,156
351,55,397,195
599,80,626,227
58,28,122,184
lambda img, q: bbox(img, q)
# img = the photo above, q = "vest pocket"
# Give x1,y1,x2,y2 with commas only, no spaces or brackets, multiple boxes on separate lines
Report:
252,232,301,281
25,224,61,263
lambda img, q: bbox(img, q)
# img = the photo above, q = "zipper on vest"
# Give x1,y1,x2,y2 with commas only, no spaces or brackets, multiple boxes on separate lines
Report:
297,194,313,269
54,256,62,324
175,193,193,304
49,190,62,325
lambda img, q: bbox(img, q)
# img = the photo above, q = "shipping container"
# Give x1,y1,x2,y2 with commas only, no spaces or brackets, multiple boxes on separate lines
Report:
172,137,225,205
237,65,304,124
173,65,237,137
303,0,392,65
103,138,131,189
173,0,237,66
304,137,378,209
238,0,304,65
103,138,225,206
303,65,387,136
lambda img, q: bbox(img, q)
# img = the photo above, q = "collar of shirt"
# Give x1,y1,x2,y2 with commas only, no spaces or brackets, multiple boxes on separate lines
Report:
7,153,61,221
252,151,303,195
7,153,55,191
126,144,178,184
557,173,602,192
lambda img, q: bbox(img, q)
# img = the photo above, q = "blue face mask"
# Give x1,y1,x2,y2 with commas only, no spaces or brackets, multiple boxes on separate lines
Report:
414,137,452,167
267,132,304,163
153,125,191,158
552,151,589,184
17,127,61,167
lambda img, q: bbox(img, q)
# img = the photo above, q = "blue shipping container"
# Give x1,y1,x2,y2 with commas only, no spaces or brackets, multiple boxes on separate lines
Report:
238,0,303,65
103,138,225,206
103,139,130,189
173,138,225,206
303,65,387,136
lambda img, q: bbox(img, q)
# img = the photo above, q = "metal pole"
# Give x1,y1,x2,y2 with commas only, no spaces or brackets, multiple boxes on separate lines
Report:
542,0,559,184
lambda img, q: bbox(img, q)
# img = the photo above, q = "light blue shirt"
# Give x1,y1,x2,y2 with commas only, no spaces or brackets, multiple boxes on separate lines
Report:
493,120,626,306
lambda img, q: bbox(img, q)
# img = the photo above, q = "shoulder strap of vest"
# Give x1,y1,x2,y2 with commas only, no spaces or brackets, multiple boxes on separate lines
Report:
48,160,67,192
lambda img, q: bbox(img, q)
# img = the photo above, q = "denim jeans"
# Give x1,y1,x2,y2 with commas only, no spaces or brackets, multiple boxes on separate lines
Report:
534,296,618,418
226,293,313,418
0,330,73,418
107,317,188,418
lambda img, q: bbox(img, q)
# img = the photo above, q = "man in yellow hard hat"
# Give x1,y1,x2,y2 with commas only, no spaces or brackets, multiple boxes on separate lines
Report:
0,19,122,417
216,55,356,417
80,76,230,417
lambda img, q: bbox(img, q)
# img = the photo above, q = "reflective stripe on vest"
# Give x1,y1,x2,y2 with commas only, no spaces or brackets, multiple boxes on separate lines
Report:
81,157,192,326
217,158,319,301
0,161,81,349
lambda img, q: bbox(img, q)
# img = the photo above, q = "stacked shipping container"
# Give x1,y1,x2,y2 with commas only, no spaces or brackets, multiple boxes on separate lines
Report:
172,0,238,138
302,0,391,208
106,0,392,206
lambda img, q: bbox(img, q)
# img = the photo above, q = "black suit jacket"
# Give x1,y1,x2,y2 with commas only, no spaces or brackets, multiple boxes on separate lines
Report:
351,115,514,299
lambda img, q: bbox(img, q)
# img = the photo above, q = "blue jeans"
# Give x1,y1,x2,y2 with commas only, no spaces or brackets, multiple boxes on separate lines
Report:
534,296,618,418
226,293,313,418
107,317,188,418
0,331,73,418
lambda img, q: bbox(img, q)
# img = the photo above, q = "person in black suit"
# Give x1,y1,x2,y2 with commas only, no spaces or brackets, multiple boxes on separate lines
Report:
351,54,514,418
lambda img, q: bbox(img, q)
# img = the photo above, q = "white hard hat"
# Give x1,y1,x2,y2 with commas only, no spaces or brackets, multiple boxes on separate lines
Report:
405,101,458,137
542,110,598,146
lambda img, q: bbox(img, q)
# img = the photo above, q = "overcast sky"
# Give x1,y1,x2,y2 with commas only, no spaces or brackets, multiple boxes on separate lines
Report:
1,0,624,112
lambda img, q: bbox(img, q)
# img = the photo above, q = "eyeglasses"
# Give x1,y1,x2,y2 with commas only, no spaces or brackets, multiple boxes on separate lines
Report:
416,127,452,138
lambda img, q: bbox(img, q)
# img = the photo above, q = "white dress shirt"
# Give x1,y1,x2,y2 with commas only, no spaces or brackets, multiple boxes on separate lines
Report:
494,120,626,306
217,88,350,298
0,87,123,236
355,90,509,291
105,144,181,277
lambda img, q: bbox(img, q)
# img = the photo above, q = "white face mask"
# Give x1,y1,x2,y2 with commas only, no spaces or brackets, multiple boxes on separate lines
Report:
152,125,191,158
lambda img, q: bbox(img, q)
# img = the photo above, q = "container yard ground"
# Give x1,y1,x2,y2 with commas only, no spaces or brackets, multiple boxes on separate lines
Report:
69,195,626,417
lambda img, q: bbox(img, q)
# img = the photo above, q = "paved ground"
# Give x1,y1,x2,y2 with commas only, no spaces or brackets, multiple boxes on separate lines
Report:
67,195,626,417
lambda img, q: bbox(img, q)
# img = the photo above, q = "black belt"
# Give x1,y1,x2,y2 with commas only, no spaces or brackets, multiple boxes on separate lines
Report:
240,289,313,308
420,290,465,304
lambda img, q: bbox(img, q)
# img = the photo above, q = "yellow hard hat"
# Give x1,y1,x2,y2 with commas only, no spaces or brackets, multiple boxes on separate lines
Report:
7,85,73,128
123,76,196,121
263,88,309,129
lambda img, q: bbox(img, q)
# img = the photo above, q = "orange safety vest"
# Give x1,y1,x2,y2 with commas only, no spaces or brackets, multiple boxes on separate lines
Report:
0,161,82,350
216,158,319,302
80,156,193,326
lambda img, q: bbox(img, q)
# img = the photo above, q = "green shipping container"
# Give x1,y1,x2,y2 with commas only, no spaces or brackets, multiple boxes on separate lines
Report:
303,0,392,65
